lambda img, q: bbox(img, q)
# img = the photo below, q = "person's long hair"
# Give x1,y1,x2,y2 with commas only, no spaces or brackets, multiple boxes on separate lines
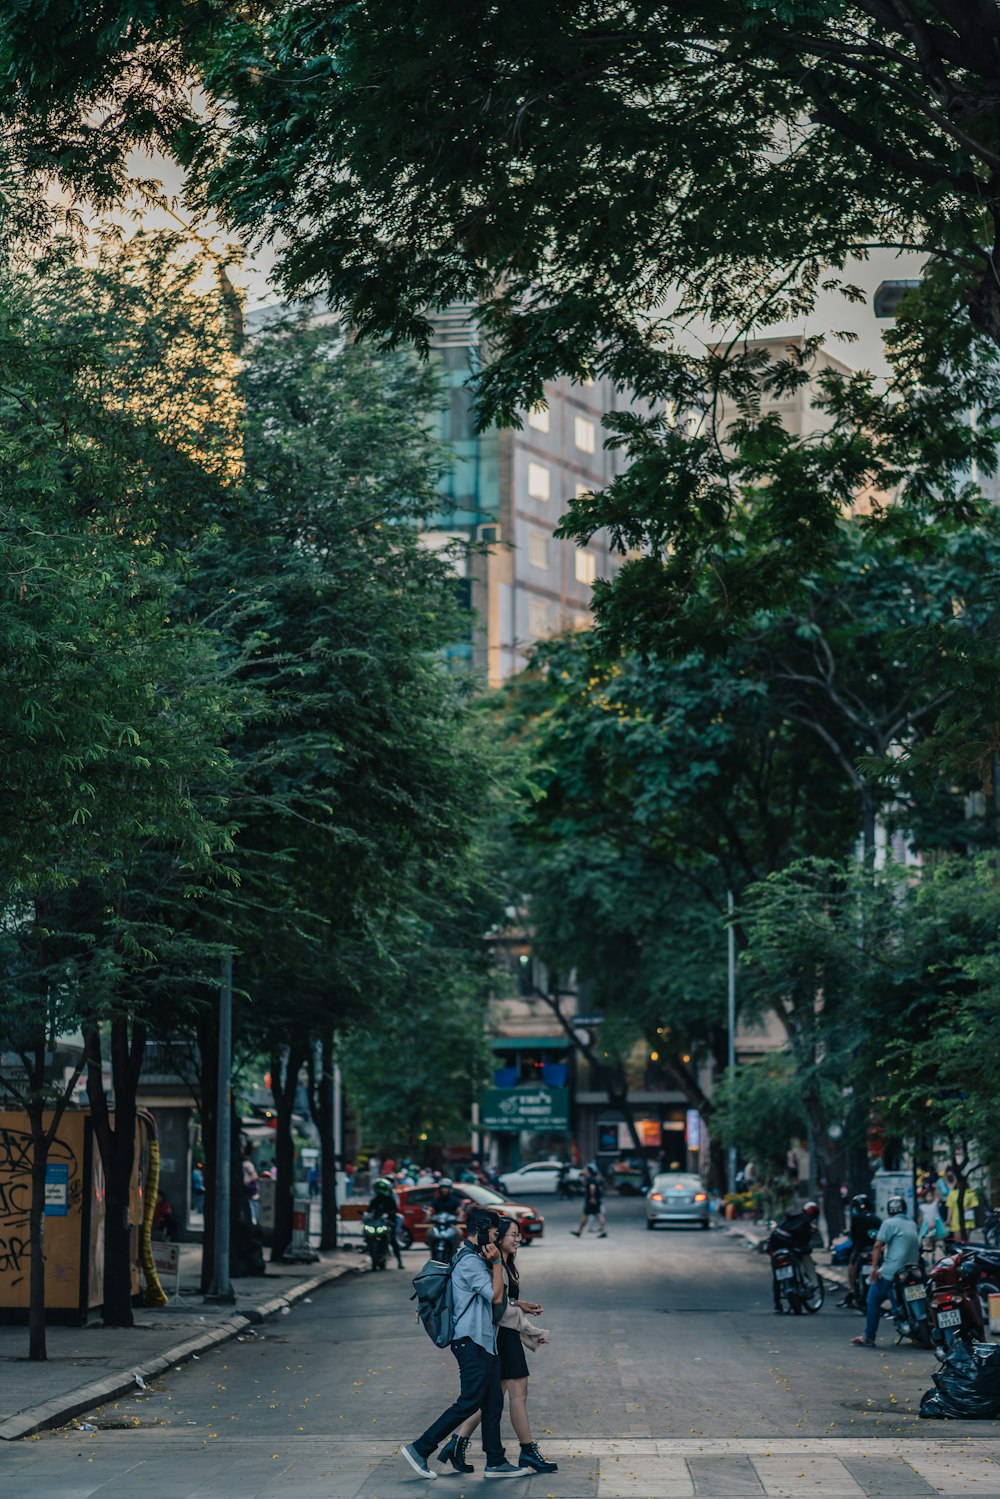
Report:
496,1215,520,1299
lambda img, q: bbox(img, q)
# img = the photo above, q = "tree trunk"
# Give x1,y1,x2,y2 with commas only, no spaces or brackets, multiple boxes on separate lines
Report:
86,1016,147,1327
270,1041,307,1261
195,1010,218,1294
804,1093,841,1242
317,1030,338,1251
27,1104,48,1362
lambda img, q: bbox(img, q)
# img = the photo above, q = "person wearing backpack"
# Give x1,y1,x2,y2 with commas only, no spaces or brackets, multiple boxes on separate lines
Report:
401,1208,523,1481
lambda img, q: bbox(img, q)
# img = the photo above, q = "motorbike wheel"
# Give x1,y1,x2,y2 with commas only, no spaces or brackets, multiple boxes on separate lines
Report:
397,1225,413,1252
985,1223,1000,1249
803,1274,825,1313
914,1321,934,1349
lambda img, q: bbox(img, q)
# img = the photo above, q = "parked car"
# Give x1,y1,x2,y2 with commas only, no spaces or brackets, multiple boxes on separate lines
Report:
497,1160,584,1196
646,1173,710,1230
396,1181,545,1247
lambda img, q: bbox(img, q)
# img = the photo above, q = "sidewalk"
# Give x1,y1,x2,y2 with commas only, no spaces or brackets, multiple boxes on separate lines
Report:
0,1243,363,1442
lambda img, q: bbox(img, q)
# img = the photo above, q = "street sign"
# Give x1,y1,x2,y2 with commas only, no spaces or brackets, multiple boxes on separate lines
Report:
44,1162,69,1216
479,1087,569,1133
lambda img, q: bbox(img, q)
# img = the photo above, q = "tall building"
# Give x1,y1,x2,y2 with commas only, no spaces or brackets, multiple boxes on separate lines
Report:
428,306,627,685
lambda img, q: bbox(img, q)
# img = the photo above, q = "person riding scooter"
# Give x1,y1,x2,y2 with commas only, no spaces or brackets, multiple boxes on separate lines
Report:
367,1176,404,1268
840,1193,881,1309
767,1201,821,1310
429,1178,466,1218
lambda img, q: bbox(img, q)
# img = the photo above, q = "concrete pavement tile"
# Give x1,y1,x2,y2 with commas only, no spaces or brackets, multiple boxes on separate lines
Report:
751,1455,866,1497
689,1454,765,1495
901,1449,1000,1493
596,1457,695,1497
838,1456,936,1497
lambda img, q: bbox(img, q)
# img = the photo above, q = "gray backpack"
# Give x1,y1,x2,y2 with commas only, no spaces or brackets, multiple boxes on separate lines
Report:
411,1248,478,1348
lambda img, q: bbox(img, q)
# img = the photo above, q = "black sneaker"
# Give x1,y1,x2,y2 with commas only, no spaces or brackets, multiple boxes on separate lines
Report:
439,1435,473,1474
401,1443,437,1480
519,1442,558,1474
484,1460,525,1478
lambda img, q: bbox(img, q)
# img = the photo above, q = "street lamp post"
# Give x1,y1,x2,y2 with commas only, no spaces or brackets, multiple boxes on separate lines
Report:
727,890,737,1196
205,953,235,1304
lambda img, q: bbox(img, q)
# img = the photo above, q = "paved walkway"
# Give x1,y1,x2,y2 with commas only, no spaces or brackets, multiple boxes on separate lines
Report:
3,1435,1000,1496
0,1245,362,1440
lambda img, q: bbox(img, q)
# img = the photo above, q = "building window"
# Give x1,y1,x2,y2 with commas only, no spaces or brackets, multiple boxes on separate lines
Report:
575,549,596,585
574,416,596,453
527,528,549,570
527,404,550,433
528,461,551,501
528,599,549,637
575,482,592,501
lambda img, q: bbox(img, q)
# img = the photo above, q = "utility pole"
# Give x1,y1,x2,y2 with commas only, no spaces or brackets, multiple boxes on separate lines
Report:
727,890,737,1195
205,953,235,1303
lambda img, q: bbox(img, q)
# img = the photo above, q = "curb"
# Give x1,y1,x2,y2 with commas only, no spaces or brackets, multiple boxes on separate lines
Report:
0,1261,359,1443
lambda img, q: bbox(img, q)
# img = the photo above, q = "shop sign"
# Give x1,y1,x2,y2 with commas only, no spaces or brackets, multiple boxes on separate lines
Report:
479,1087,569,1133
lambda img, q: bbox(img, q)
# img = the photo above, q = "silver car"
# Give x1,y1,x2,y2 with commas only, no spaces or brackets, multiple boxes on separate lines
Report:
646,1173,710,1230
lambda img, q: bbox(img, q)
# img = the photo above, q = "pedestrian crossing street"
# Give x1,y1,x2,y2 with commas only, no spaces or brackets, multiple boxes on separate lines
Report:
4,1436,1000,1497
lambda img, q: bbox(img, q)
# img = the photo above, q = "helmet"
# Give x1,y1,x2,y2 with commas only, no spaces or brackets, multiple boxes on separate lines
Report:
439,1177,453,1191
803,1201,820,1220
587,1161,598,1173
887,1195,907,1216
373,1177,392,1194
852,1193,873,1213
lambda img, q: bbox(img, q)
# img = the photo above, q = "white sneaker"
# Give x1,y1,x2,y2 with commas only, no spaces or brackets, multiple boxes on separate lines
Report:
401,1443,437,1479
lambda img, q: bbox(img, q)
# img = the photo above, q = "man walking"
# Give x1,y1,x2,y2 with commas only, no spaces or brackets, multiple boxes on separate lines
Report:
401,1209,523,1480
852,1195,920,1347
571,1163,607,1237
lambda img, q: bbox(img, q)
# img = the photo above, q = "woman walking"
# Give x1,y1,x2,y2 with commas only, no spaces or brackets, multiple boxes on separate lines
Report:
438,1217,558,1476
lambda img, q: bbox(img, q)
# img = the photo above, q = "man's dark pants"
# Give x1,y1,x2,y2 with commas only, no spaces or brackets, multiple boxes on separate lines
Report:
413,1337,505,1465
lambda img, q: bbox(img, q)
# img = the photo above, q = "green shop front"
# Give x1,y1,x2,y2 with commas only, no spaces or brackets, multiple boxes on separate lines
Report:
480,1082,571,1170
483,1036,574,1169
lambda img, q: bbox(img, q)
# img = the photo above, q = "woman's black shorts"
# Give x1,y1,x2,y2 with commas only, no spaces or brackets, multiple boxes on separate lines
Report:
497,1324,529,1381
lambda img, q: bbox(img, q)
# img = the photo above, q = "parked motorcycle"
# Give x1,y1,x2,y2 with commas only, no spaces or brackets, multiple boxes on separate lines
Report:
769,1239,825,1314
363,1213,390,1271
983,1208,1000,1249
427,1211,462,1264
927,1247,1000,1352
891,1263,933,1348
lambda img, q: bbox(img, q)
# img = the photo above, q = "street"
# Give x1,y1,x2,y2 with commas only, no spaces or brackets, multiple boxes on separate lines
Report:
2,1199,1000,1497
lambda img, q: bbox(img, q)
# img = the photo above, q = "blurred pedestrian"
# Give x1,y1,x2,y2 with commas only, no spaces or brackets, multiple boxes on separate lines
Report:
401,1208,522,1481
440,1217,557,1475
308,1163,319,1199
571,1163,607,1237
190,1161,205,1214
242,1149,260,1223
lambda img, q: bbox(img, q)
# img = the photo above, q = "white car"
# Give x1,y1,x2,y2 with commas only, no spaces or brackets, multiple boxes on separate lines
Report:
497,1160,584,1196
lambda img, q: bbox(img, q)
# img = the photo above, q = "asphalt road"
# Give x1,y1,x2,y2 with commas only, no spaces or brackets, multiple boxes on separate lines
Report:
3,1197,1000,1497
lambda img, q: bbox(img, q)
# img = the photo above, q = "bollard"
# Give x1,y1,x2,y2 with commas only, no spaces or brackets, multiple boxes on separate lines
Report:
281,1196,320,1264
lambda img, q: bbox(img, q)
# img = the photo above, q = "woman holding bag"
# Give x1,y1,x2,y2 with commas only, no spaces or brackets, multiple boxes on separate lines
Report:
438,1217,558,1476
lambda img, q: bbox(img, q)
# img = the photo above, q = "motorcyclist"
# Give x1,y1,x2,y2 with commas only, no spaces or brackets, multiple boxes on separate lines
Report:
367,1175,404,1268
840,1193,881,1309
767,1200,821,1311
852,1194,920,1348
429,1177,466,1218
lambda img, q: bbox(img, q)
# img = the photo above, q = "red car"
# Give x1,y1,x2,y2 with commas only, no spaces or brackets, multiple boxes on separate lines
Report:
396,1181,545,1248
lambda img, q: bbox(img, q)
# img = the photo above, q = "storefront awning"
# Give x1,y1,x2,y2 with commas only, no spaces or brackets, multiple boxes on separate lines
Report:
490,1037,570,1051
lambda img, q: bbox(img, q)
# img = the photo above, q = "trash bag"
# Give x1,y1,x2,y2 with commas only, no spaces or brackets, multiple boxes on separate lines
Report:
919,1341,1000,1420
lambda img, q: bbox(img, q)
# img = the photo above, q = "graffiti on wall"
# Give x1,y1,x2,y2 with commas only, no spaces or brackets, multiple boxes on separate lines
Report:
0,1127,78,1288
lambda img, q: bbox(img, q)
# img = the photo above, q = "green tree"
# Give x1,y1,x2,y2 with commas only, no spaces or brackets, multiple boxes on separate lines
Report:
0,232,245,1334
185,317,503,1259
